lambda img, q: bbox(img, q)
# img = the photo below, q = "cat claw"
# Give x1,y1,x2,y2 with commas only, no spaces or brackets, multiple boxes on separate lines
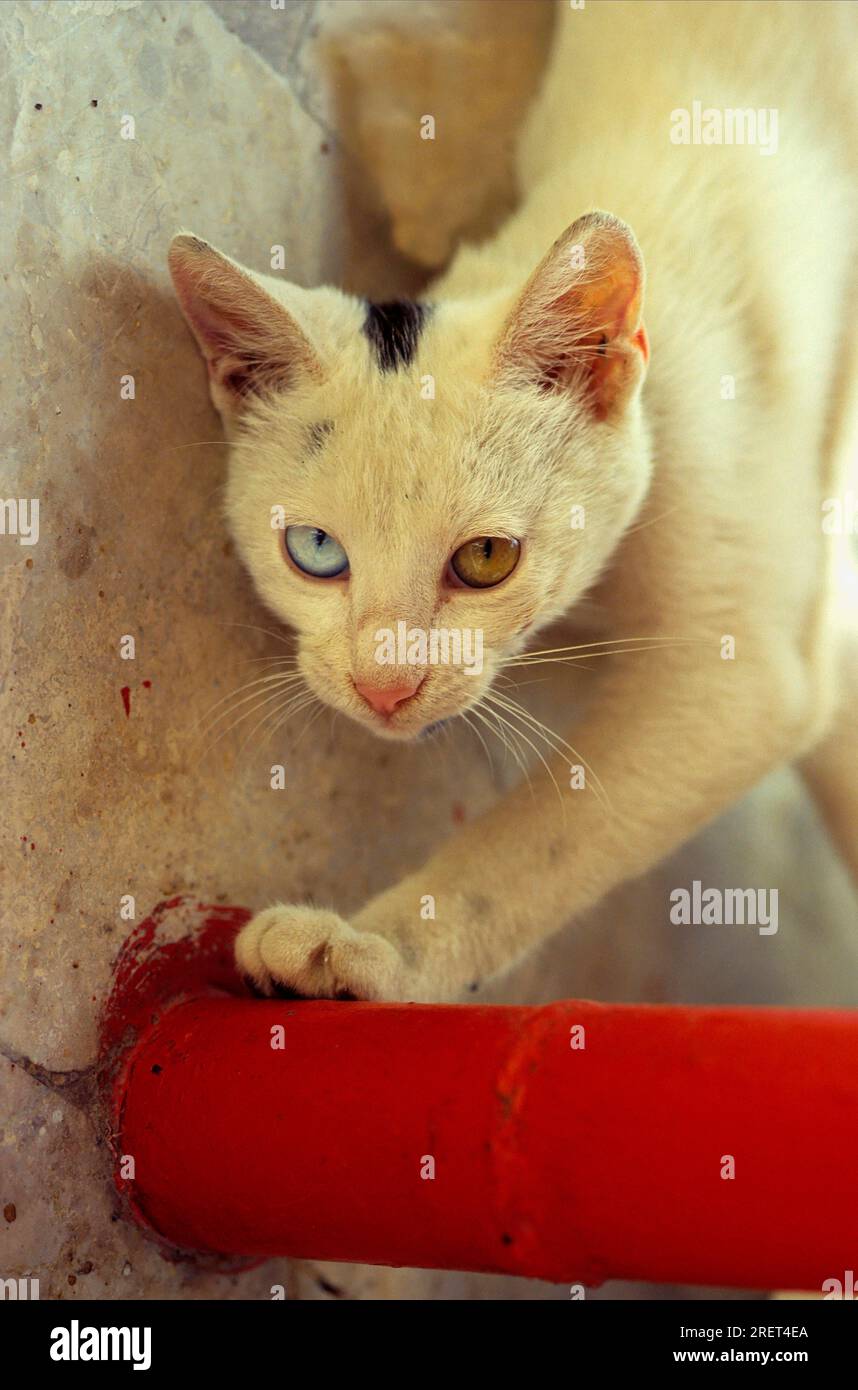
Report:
235,905,408,1002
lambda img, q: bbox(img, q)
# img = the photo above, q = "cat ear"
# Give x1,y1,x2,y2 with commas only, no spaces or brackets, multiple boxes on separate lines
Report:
493,211,648,421
168,234,322,418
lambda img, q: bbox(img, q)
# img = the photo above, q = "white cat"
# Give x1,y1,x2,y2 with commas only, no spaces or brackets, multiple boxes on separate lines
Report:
169,0,858,1002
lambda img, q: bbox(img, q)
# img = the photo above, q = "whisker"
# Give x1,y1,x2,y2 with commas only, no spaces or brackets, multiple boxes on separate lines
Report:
481,700,564,810
511,635,702,660
506,640,702,670
195,672,305,734
292,699,328,750
486,690,610,815
460,710,494,774
162,440,230,453
498,674,556,689
229,688,320,787
240,654,299,667
242,689,317,757
487,688,610,805
196,678,306,752
218,621,295,651
264,692,320,751
471,700,531,787
626,504,682,536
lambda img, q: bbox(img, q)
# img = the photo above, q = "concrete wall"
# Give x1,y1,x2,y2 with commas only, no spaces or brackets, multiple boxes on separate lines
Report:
2,0,856,1302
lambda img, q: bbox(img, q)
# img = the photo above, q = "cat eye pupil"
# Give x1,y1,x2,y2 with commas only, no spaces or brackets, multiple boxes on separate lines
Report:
285,524,349,579
451,536,520,589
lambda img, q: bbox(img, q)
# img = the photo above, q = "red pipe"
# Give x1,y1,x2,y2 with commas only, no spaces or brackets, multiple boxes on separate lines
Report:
106,908,858,1289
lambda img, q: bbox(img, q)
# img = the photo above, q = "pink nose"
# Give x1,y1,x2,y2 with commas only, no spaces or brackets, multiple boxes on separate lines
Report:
354,678,423,717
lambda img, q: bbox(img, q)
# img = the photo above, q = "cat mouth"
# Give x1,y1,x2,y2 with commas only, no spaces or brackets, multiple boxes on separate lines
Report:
351,696,456,743
358,701,474,744
357,707,433,741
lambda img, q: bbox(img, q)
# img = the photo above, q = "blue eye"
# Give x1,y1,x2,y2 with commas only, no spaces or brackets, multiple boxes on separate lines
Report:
285,525,349,578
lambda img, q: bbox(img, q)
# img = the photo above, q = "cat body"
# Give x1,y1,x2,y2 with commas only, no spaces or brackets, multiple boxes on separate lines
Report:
169,0,858,1001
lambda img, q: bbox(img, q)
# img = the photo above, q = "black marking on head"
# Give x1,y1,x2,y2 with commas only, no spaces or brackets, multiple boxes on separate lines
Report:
363,299,429,372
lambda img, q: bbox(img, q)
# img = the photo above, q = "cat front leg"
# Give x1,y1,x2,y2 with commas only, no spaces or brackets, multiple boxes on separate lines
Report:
341,635,814,1001
343,644,812,1006
235,630,815,1003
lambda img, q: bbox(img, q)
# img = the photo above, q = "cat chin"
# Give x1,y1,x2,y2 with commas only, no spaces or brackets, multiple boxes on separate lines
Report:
419,719,452,740
359,715,441,744
345,707,454,744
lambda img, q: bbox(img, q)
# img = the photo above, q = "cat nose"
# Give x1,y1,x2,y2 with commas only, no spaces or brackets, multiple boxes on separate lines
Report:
353,677,424,716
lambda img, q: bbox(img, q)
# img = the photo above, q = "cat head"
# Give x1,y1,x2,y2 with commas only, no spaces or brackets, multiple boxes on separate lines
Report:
168,213,651,741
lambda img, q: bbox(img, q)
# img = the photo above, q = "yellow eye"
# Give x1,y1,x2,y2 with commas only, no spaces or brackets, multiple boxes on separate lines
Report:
450,536,521,588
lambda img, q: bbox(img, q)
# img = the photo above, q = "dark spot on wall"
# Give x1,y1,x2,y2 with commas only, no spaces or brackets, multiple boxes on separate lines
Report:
363,299,430,372
3,1203,16,1223
54,877,72,914
59,525,96,579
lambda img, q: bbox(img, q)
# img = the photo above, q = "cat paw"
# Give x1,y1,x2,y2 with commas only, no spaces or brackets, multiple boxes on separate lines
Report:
235,905,407,1001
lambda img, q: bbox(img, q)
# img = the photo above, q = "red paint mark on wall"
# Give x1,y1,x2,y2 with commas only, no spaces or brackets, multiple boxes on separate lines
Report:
121,681,152,716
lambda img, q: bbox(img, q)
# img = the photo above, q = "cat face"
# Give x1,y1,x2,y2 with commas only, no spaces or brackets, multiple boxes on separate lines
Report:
169,214,651,741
